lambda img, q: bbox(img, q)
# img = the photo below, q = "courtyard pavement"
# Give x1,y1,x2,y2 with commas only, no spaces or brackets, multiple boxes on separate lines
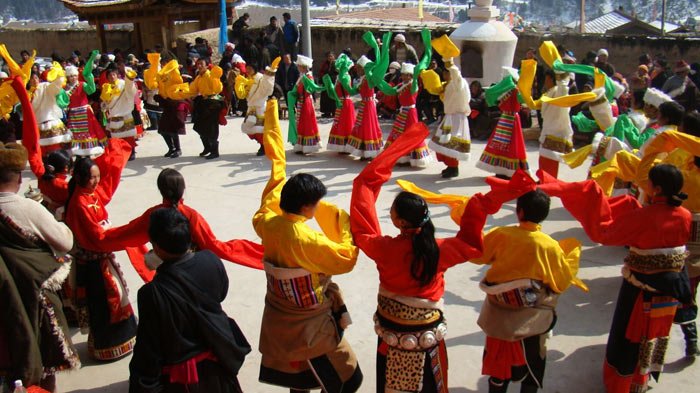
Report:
30,114,698,392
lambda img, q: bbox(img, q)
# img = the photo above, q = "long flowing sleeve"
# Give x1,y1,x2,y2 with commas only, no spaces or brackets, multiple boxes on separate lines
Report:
83,50,99,95
350,122,430,258
11,76,43,177
253,98,285,236
94,138,132,205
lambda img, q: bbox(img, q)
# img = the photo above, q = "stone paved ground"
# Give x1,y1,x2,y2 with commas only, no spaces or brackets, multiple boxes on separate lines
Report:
35,114,698,392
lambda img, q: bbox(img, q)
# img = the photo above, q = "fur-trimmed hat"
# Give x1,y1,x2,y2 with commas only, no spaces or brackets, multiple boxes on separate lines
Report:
0,142,28,173
356,55,371,68
643,88,673,108
674,60,691,73
65,65,79,77
295,54,313,69
400,63,415,75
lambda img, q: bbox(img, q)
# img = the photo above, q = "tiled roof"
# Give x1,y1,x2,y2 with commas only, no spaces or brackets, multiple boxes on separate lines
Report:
58,0,134,7
317,7,449,23
648,20,680,33
566,10,632,34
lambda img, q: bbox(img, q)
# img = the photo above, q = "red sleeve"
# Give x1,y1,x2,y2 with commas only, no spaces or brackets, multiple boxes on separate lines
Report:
182,205,264,270
100,206,155,250
94,138,132,205
125,245,155,283
12,76,44,177
350,122,430,259
537,169,643,245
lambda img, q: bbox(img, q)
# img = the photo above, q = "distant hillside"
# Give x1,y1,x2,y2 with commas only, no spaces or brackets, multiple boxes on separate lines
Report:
0,0,75,22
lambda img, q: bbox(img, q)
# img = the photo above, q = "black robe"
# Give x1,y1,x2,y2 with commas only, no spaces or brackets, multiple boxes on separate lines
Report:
129,250,251,393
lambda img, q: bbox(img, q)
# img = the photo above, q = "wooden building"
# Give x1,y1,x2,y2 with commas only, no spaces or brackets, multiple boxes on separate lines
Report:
58,0,233,53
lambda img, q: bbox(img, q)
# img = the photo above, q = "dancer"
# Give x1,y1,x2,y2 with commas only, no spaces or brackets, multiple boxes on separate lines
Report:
350,122,525,393
476,69,529,178
539,166,692,393
64,50,106,157
424,35,471,178
144,53,191,158
287,54,324,154
101,64,139,159
347,31,392,160
241,57,280,156
188,58,226,159
254,98,363,392
323,54,356,153
128,208,251,393
33,61,71,155
63,139,137,361
0,142,79,392
474,188,587,393
381,29,432,168
101,167,264,282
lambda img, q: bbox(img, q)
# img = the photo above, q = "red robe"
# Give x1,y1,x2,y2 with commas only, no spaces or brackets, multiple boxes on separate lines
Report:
350,122,521,301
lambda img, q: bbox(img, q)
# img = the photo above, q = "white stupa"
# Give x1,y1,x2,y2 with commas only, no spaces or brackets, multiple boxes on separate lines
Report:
450,0,518,86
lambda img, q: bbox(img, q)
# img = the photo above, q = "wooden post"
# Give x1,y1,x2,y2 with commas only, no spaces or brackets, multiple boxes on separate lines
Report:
133,22,143,56
95,20,107,52
161,15,169,50
580,0,586,33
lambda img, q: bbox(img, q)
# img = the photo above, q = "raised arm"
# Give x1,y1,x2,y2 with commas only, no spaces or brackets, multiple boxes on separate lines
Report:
10,76,43,177
350,122,430,259
82,50,99,95
411,29,432,94
94,138,133,205
253,98,286,236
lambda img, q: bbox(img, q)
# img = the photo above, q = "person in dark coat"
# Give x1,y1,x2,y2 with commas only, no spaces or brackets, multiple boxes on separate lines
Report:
275,54,300,103
128,208,251,393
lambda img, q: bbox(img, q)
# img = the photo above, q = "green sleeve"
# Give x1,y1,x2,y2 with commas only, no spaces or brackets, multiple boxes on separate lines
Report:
302,75,325,94
367,31,393,88
485,76,516,107
82,50,99,95
377,80,398,96
412,29,432,93
287,89,298,144
56,90,69,109
571,112,599,133
338,73,357,96
323,74,341,107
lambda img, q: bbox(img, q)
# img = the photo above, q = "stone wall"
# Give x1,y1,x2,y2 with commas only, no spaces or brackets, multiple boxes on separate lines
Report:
0,28,132,57
514,32,700,77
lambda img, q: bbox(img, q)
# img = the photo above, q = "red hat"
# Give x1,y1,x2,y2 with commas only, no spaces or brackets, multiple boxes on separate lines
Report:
674,60,691,73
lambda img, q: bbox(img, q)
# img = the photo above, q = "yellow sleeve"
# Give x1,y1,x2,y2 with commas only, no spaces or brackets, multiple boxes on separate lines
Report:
517,59,541,110
314,200,355,246
296,226,358,275
253,98,285,237
545,238,587,293
590,150,641,196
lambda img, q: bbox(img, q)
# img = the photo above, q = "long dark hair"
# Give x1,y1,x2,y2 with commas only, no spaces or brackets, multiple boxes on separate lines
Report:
393,191,440,287
157,168,186,207
42,150,72,181
649,164,687,207
64,157,96,215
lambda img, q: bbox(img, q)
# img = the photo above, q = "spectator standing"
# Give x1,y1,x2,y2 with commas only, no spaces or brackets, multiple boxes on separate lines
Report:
238,36,260,70
594,48,615,77
262,16,285,67
230,13,250,45
193,37,212,63
651,55,672,90
389,34,418,64
275,54,299,102
318,51,338,118
662,60,699,112
282,12,299,60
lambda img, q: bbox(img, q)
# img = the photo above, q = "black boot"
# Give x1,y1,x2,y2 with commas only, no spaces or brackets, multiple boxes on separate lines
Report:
520,383,539,393
441,166,459,178
199,137,211,157
681,322,700,357
256,144,265,156
170,135,182,158
163,135,175,157
488,377,510,393
205,141,219,160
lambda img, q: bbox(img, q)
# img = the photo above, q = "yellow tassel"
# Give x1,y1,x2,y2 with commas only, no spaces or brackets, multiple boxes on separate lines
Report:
562,144,592,169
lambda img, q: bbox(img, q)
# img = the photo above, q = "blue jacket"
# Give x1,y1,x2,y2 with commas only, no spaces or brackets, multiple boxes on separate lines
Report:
283,20,299,44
